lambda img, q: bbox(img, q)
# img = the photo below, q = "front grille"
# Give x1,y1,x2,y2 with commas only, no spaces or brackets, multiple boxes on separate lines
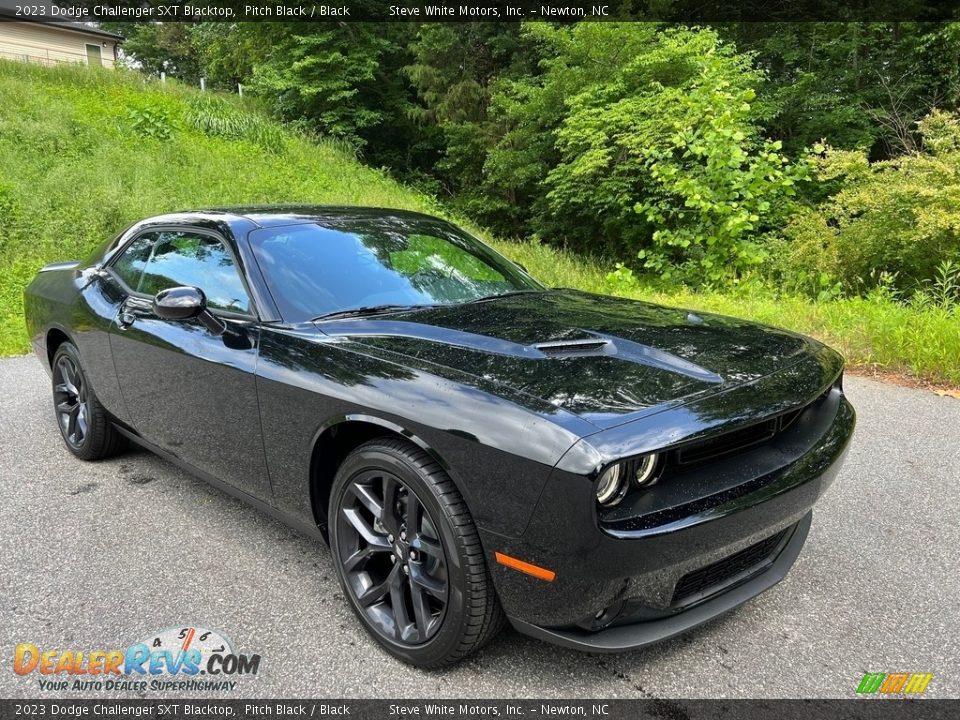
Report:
671,528,788,605
674,388,830,467
676,419,778,465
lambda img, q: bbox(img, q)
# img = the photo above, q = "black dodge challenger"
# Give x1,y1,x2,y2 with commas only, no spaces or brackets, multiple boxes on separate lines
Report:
24,206,855,667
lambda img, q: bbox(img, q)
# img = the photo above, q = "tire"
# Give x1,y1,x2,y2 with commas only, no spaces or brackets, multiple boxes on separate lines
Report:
51,342,127,461
328,437,505,667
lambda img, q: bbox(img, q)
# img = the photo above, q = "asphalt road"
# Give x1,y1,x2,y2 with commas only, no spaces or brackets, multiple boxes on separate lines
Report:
1,354,958,699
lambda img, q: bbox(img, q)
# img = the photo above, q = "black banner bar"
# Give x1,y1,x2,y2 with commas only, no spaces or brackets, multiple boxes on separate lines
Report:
3,0,960,23
0,700,958,720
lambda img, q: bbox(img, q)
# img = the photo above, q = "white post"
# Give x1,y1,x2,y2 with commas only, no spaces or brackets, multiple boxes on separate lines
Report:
160,71,166,83
237,83,243,97
200,77,206,92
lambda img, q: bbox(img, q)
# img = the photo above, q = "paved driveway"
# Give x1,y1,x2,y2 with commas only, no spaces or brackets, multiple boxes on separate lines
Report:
1,355,957,698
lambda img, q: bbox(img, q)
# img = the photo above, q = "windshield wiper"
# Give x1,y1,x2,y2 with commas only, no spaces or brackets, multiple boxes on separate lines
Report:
460,289,545,305
312,304,436,322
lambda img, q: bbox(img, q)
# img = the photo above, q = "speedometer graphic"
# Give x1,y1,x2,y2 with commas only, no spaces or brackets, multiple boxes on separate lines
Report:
137,626,234,671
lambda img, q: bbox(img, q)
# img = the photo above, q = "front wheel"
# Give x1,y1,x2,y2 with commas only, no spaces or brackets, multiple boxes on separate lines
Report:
51,342,126,461
328,438,504,667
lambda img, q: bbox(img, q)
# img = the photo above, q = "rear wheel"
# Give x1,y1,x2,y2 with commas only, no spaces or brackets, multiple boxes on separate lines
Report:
51,342,126,461
328,438,504,667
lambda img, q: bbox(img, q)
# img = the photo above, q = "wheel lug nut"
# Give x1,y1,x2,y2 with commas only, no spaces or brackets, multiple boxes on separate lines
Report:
391,555,396,563
387,534,394,543
409,550,417,561
402,564,409,574
400,531,406,541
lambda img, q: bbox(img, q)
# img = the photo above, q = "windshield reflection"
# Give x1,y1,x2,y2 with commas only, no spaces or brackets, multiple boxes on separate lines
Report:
248,216,542,321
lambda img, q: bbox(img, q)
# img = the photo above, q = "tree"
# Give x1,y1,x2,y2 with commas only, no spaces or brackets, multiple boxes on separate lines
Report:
487,24,809,280
100,22,203,81
716,23,960,159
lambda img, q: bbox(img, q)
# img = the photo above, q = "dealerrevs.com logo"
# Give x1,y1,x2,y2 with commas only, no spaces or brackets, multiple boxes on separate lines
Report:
13,626,261,692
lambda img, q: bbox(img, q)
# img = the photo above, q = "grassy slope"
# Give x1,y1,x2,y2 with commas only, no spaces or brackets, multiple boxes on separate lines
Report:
1,61,958,385
0,61,442,353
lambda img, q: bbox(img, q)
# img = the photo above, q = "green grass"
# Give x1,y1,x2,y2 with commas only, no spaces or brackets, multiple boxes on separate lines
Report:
0,60,444,356
1,60,958,387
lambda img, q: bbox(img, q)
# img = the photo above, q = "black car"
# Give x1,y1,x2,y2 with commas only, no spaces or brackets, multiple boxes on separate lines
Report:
23,206,855,667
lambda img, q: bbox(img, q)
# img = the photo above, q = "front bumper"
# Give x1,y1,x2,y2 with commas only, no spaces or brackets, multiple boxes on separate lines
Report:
509,512,810,652
483,384,855,650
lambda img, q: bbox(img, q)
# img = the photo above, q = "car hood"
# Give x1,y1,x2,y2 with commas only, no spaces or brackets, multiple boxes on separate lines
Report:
315,289,828,429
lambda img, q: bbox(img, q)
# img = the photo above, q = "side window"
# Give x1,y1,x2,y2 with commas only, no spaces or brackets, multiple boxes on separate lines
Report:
110,234,156,291
138,231,251,314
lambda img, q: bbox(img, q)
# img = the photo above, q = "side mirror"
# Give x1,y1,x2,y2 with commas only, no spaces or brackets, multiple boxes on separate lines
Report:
153,286,206,321
153,286,227,336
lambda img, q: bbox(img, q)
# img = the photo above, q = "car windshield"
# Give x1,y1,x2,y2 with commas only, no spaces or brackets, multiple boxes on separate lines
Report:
248,216,543,321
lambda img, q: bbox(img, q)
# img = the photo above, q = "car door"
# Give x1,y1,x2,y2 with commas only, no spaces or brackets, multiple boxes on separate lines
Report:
105,226,272,502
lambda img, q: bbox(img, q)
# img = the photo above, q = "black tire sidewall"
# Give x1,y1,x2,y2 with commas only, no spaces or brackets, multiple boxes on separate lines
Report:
328,444,472,667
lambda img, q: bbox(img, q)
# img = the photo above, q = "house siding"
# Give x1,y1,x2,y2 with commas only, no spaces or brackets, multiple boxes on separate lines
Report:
0,22,117,68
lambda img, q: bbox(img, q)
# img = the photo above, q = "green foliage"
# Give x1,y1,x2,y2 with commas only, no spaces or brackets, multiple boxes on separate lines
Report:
0,60,443,356
718,23,960,158
781,109,960,293
109,21,960,293
3,51,959,388
403,23,534,229
243,22,413,151
125,105,176,140
185,95,285,153
488,24,810,281
606,263,639,293
100,22,204,82
911,259,960,311
629,101,811,281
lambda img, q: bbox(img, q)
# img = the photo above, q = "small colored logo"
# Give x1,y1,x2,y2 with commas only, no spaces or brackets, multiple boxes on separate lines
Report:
857,672,933,695
13,625,261,693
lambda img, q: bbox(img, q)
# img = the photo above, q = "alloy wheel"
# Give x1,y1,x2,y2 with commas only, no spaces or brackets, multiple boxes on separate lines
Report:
53,355,89,449
335,470,449,645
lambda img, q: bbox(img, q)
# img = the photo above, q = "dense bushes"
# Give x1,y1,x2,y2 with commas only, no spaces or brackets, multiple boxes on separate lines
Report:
0,60,958,385
104,20,960,301
540,27,809,281
407,24,812,282
781,110,960,298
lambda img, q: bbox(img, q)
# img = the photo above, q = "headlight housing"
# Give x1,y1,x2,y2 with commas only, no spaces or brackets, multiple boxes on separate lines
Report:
595,454,661,506
595,464,626,506
632,453,659,486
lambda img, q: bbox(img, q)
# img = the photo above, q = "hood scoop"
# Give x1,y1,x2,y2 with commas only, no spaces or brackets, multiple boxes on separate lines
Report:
318,318,723,384
534,338,612,356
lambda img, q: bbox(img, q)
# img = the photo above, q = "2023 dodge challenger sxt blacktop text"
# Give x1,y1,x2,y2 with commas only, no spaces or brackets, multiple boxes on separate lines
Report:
24,207,855,667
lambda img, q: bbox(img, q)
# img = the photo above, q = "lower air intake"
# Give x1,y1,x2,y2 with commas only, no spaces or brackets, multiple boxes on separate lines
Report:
671,528,789,605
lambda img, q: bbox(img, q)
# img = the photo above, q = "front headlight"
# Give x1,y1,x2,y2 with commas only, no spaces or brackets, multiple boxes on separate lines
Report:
596,454,661,507
633,453,659,486
595,464,626,506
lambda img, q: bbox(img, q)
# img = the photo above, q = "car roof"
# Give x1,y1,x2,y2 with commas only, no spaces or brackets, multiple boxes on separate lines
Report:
141,205,449,230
